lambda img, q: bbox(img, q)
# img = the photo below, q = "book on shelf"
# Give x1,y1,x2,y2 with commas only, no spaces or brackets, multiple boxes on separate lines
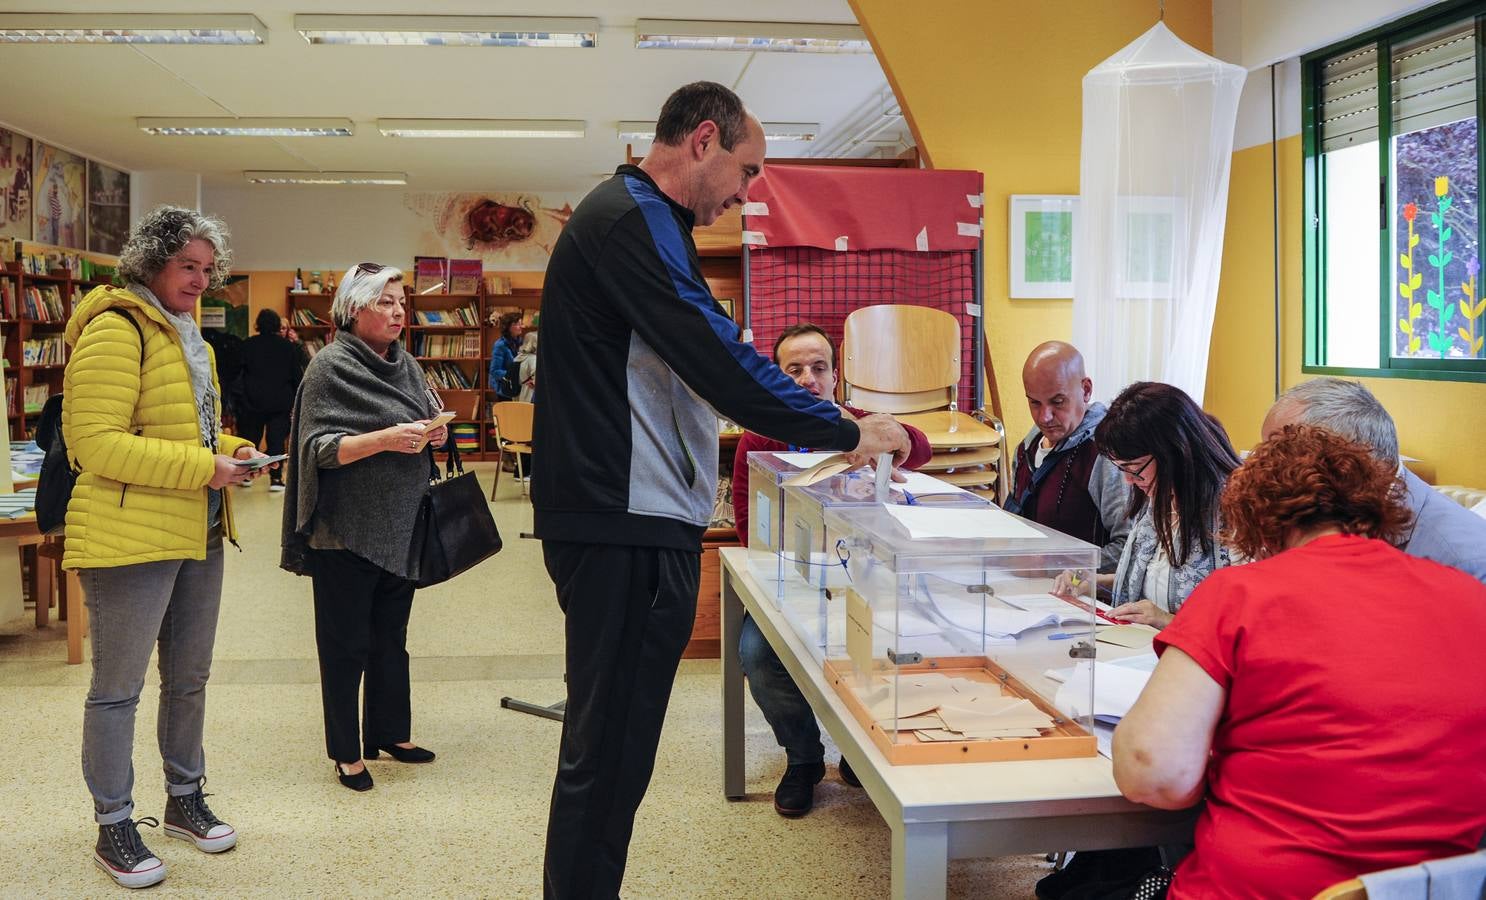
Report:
413,256,448,295
449,259,482,295
412,302,480,326
22,335,67,365
22,384,49,413
302,338,325,358
22,285,67,321
290,308,325,327
485,274,513,295
422,361,475,390
0,278,14,318
4,376,15,416
411,333,481,358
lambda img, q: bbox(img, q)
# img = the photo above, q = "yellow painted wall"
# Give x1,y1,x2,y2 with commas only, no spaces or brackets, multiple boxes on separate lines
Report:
1207,136,1486,486
850,0,1214,444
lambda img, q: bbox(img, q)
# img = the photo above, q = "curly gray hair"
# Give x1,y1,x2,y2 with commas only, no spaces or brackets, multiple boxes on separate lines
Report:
331,263,404,329
118,205,233,292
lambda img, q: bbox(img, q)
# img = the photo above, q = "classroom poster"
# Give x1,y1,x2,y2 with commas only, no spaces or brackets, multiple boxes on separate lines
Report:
0,127,32,241
33,142,85,249
87,160,130,255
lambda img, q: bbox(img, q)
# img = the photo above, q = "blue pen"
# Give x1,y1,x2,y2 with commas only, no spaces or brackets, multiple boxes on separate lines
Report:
1047,632,1077,640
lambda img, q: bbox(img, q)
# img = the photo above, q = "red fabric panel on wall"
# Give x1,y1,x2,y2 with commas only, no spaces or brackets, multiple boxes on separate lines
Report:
744,165,984,252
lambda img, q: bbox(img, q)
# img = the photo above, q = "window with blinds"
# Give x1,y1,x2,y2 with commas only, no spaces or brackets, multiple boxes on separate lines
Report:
1306,7,1485,380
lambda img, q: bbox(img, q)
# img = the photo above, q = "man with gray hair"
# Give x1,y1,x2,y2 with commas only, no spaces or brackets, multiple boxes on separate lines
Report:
1261,377,1486,583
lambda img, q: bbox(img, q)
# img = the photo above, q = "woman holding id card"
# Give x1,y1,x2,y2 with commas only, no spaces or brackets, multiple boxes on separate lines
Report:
279,262,449,793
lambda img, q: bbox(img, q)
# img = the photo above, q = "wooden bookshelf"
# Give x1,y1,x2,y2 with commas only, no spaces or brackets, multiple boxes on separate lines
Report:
1,251,122,440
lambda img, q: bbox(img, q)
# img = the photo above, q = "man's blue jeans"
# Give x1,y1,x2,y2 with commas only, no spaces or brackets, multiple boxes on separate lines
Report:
738,612,824,767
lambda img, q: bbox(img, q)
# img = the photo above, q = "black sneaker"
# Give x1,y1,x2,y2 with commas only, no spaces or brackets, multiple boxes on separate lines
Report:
164,782,237,853
94,816,166,889
773,762,826,818
838,757,862,788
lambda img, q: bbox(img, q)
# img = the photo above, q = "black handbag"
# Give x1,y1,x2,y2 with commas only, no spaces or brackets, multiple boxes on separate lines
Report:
411,439,502,589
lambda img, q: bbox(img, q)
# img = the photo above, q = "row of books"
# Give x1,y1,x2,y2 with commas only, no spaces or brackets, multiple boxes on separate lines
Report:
290,308,327,327
23,285,67,322
423,361,476,390
3,376,13,416
302,338,326,358
411,333,481,358
23,336,66,366
22,384,48,414
413,304,481,326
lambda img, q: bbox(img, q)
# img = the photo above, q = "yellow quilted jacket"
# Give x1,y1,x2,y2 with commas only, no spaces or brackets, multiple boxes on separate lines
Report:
61,285,250,569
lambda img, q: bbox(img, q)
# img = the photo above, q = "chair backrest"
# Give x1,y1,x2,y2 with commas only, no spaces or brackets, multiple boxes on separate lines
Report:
492,401,535,443
1312,879,1365,900
840,305,962,414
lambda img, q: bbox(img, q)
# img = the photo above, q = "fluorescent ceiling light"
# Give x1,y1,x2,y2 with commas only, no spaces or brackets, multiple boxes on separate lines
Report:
296,15,597,47
0,13,265,44
634,19,871,54
138,118,353,137
378,119,586,139
617,121,818,142
245,171,407,186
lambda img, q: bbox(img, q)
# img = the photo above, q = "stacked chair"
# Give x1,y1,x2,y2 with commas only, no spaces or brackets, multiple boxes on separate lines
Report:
840,305,1008,503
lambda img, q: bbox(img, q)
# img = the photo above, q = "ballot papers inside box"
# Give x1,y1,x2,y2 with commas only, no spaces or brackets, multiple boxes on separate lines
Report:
745,450,832,597
823,503,1101,763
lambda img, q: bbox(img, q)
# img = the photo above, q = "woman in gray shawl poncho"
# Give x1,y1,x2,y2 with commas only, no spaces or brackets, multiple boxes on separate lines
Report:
281,263,447,792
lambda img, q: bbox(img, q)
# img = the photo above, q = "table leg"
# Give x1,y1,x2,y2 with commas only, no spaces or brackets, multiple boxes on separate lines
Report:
891,820,949,900
36,546,54,626
721,567,746,800
65,570,86,665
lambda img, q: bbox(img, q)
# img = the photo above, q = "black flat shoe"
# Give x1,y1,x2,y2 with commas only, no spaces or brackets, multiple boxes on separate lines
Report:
335,763,373,792
367,744,436,764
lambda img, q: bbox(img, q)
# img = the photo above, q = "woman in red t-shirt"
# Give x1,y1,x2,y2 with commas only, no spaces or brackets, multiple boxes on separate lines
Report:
1114,425,1486,899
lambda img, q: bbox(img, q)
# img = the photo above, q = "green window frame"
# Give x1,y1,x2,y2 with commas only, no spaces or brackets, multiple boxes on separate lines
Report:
1302,0,1486,384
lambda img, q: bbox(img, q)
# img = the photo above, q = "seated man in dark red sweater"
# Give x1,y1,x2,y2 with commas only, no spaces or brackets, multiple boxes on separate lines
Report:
730,323,931,817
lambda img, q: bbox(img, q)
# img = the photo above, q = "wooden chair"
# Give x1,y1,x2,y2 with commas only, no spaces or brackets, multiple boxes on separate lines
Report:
1312,880,1365,900
490,400,535,501
840,305,1008,502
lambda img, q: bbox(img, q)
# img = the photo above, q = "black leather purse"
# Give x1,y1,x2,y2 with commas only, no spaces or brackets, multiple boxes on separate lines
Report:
411,439,502,589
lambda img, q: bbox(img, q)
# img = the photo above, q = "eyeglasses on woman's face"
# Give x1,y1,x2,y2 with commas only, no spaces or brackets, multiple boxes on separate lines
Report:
1110,455,1155,479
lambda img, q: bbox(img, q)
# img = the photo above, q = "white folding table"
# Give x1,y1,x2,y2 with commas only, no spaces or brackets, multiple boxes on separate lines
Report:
718,548,1194,900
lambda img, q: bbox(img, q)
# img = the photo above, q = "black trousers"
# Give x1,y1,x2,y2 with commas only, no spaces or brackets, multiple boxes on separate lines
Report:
309,548,416,763
541,541,699,900
236,409,290,480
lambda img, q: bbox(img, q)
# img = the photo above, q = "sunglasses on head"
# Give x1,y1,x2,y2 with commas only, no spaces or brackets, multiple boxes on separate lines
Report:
355,262,386,275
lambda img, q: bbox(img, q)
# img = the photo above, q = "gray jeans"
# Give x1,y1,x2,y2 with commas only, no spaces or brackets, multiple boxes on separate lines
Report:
81,537,224,824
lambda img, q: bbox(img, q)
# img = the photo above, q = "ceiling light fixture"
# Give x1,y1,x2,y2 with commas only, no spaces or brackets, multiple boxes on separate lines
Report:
378,119,586,139
0,13,265,44
617,121,819,142
634,19,871,54
245,171,407,186
138,118,354,137
295,15,597,48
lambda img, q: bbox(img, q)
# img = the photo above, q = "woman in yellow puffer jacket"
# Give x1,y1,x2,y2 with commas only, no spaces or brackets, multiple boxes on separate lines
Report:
62,206,271,890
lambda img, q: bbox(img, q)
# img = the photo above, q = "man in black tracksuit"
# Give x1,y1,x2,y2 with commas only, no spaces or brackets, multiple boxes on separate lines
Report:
533,82,911,899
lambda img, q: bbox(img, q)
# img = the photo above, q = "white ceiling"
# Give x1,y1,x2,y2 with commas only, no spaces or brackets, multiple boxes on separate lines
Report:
0,0,900,192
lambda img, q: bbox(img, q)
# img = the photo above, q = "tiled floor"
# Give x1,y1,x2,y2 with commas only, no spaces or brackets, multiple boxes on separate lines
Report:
0,463,1046,897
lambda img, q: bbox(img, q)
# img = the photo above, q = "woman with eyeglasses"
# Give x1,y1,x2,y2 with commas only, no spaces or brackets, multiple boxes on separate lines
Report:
1055,381,1241,630
280,262,449,792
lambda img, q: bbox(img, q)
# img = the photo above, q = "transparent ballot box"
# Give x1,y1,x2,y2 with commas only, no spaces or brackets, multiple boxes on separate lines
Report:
745,450,835,586
780,469,990,595
821,504,1100,764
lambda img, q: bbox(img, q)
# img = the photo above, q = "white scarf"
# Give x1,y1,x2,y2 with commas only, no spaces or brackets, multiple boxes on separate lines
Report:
129,283,219,452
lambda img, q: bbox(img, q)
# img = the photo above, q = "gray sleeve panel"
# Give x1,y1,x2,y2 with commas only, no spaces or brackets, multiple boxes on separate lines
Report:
312,433,345,469
1089,454,1134,573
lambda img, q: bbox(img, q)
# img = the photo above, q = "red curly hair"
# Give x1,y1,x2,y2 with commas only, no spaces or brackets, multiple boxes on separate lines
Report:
1220,425,1412,559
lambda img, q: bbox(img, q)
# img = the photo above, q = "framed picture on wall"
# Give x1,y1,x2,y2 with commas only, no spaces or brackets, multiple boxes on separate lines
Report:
0,127,32,241
33,142,85,249
1009,194,1077,298
716,298,735,320
87,160,130,255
